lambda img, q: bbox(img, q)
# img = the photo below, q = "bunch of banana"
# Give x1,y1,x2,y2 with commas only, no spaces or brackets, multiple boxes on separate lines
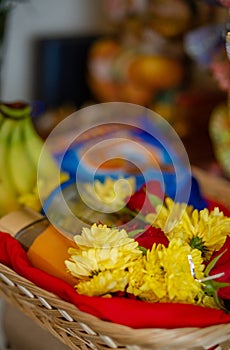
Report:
0,102,68,217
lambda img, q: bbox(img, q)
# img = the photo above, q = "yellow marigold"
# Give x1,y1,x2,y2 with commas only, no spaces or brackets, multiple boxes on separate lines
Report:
147,197,230,260
76,269,130,296
65,224,142,279
81,176,135,211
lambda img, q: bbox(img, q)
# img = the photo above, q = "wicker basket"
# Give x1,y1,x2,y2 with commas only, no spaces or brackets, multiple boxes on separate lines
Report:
1,167,230,350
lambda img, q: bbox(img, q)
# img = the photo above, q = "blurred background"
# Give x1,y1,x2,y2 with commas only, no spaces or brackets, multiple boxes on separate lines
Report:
0,0,230,173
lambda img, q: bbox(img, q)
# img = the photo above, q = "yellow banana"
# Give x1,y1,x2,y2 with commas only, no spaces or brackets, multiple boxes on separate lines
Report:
23,116,57,172
23,116,69,201
0,117,20,216
0,102,68,214
8,117,37,196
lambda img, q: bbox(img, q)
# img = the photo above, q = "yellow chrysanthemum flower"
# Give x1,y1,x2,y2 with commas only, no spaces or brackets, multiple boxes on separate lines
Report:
66,246,138,279
81,177,136,212
81,176,135,211
64,193,229,309
72,223,139,249
128,244,166,302
147,197,230,260
76,269,130,296
128,239,206,305
145,197,193,235
65,224,142,279
161,239,204,304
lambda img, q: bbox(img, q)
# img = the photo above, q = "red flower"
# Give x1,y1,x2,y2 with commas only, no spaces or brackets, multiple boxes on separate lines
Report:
126,180,164,215
135,226,169,249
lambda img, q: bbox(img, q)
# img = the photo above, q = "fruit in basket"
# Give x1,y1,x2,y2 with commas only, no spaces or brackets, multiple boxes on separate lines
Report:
0,113,20,215
0,102,67,216
8,114,37,196
127,55,184,89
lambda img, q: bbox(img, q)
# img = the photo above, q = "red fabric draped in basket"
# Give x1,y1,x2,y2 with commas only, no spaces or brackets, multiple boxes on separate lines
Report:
1,230,230,329
1,198,230,329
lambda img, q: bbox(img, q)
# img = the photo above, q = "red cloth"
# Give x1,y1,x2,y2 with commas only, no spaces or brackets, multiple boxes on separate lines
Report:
1,198,230,329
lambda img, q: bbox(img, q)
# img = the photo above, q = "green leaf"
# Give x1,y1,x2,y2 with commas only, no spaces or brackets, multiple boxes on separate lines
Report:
204,279,230,312
203,249,230,312
204,249,227,277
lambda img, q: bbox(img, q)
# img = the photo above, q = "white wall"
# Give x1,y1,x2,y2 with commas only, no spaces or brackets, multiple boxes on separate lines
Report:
1,0,106,102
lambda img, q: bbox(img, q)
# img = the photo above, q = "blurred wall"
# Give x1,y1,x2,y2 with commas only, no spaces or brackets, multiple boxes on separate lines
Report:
1,0,105,102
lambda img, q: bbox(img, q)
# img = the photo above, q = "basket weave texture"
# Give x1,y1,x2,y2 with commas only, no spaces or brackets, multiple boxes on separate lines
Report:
1,167,230,350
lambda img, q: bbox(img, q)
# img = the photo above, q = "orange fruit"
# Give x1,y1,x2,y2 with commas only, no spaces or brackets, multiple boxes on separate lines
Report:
128,55,184,90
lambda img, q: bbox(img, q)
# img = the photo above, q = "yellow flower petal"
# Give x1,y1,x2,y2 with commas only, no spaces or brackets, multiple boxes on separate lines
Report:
65,224,141,279
76,269,129,296
152,198,230,260
81,177,136,211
